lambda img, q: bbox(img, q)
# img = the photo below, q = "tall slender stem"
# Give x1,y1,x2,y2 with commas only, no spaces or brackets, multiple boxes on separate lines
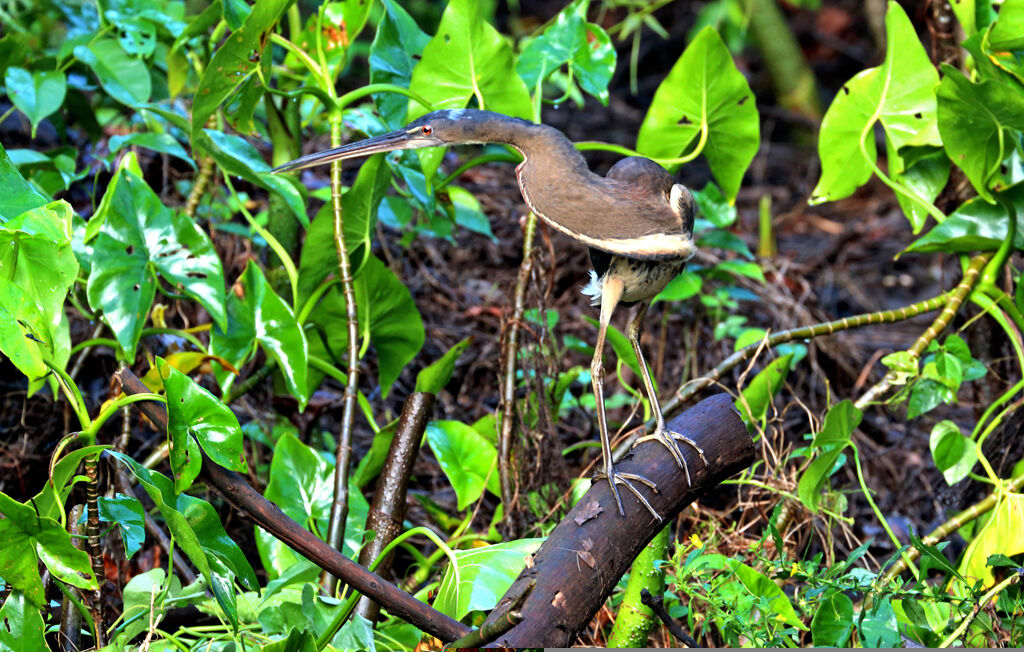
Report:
323,112,360,596
83,455,107,647
498,213,537,536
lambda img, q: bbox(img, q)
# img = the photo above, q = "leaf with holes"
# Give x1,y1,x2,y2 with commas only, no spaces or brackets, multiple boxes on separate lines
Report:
86,155,225,356
191,0,289,147
637,26,758,202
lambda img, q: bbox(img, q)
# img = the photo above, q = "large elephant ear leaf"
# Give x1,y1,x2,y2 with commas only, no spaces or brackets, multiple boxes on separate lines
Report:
637,26,758,203
86,154,225,358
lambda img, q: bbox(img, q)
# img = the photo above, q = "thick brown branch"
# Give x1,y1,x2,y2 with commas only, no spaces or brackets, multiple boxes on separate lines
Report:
356,391,436,621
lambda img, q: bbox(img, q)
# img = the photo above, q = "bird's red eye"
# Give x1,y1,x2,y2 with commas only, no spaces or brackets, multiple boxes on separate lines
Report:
421,125,433,136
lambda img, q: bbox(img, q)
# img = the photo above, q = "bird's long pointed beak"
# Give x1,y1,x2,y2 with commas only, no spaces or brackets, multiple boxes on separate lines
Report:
270,129,431,174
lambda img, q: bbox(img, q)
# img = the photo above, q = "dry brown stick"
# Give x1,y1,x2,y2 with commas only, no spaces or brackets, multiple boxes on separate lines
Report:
498,213,538,537
483,394,754,647
113,368,471,643
356,391,436,621
639,587,701,648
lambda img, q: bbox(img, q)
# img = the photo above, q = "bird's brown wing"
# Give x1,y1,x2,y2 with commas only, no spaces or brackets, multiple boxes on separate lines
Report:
517,158,693,260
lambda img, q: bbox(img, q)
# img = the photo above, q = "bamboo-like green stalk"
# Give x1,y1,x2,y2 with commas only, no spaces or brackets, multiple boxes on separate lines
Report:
607,525,669,647
855,254,988,409
881,468,1024,584
664,292,951,416
939,570,1023,647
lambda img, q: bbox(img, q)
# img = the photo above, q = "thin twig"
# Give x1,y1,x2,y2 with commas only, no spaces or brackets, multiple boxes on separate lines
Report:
498,213,537,536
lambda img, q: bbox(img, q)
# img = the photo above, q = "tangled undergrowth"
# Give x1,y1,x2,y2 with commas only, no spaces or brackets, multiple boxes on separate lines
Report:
1,0,1023,648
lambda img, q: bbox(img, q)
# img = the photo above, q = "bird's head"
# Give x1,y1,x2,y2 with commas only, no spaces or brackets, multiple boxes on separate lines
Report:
272,109,521,174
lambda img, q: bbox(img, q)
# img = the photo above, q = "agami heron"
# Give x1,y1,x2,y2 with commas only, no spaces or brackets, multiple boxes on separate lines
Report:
273,109,705,519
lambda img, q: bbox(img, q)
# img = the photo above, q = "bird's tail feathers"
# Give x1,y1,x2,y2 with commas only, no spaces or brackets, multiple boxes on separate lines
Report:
581,269,602,306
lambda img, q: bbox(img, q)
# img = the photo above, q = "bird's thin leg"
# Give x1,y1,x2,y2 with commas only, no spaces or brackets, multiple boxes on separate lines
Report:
628,302,708,485
590,277,661,521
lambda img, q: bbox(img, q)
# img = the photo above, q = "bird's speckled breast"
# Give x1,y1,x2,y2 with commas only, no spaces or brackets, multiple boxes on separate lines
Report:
607,256,686,304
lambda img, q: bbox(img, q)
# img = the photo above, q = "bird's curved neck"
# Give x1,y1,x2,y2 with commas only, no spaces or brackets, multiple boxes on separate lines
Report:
474,115,588,174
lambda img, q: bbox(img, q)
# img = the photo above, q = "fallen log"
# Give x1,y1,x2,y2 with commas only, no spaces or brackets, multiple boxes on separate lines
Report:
483,393,753,647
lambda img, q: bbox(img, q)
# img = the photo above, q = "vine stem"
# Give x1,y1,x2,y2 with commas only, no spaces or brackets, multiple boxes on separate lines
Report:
851,445,920,579
322,111,360,596
83,455,107,647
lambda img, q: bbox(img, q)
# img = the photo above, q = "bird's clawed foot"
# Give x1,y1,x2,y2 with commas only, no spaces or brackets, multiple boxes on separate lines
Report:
636,427,708,486
593,466,663,521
